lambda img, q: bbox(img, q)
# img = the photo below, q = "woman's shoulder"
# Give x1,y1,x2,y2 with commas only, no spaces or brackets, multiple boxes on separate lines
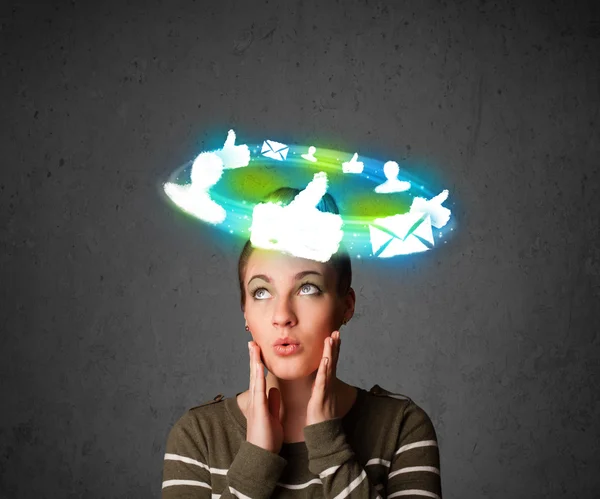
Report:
164,393,245,473
365,385,434,422
188,393,227,410
166,394,235,448
170,393,229,430
364,384,414,411
367,384,413,401
364,384,438,440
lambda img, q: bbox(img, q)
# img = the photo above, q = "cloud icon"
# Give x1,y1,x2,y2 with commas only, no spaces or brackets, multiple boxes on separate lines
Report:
249,172,344,262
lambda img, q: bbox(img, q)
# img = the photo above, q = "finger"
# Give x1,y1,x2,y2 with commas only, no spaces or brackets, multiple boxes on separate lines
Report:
254,345,265,403
224,129,236,148
429,189,449,205
326,331,336,375
248,341,253,382
288,172,328,210
248,341,254,405
321,336,331,388
318,355,329,393
328,334,335,378
332,332,339,376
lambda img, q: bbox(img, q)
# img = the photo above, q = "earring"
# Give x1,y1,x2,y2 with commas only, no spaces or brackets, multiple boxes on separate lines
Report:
245,325,249,331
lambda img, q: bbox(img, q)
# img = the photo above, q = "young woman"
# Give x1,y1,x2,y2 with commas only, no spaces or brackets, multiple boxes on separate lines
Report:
162,188,442,499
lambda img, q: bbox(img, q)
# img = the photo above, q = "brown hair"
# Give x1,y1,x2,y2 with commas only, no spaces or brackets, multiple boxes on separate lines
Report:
237,187,352,311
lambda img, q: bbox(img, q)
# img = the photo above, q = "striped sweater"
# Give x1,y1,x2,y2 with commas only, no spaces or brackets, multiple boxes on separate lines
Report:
162,384,442,499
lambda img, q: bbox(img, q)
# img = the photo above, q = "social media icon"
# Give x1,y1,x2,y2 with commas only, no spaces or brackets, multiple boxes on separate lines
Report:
250,172,343,262
342,153,364,174
261,140,289,161
164,152,226,224
215,129,250,170
374,161,411,193
301,146,317,162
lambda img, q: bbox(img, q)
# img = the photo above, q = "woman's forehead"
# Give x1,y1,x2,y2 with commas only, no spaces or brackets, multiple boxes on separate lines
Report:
245,249,332,281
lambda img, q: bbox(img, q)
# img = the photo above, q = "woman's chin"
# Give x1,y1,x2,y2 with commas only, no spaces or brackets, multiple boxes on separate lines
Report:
268,359,315,380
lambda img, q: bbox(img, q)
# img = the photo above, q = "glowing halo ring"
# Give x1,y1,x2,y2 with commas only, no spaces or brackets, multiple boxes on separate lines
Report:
161,137,455,261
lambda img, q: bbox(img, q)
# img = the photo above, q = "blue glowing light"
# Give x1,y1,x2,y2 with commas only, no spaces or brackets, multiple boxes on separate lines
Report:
161,130,455,260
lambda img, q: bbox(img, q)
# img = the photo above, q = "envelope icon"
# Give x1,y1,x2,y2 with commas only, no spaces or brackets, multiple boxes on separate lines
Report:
261,140,289,161
369,211,434,258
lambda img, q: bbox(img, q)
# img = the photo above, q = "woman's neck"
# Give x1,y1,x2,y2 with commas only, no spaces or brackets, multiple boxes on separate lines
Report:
237,376,357,444
265,371,351,425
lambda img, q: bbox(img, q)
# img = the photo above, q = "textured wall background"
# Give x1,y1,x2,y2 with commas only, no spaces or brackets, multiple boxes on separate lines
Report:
2,0,599,497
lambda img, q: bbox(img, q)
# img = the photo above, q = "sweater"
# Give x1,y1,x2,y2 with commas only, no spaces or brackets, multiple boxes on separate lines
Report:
162,384,442,499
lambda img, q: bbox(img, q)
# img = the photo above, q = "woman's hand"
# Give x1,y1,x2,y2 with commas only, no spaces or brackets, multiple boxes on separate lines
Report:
306,330,341,427
246,341,284,454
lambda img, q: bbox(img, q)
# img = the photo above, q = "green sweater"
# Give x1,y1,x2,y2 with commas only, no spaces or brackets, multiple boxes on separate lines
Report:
162,384,442,499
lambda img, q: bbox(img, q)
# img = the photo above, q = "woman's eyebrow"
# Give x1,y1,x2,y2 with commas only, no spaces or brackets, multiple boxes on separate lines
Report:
294,270,323,280
247,274,270,286
247,270,323,287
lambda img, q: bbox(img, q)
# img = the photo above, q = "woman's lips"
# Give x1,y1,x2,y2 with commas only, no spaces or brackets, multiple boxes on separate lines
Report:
273,344,301,356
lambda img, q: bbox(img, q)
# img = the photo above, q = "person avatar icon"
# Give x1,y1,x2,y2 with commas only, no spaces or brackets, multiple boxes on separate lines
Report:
342,152,364,174
301,146,318,162
374,161,411,193
163,152,227,225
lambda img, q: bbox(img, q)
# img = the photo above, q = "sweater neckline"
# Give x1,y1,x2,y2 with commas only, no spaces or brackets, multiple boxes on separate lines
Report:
224,385,367,456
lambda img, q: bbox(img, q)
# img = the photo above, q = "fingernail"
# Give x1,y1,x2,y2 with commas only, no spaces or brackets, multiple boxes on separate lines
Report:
329,338,333,346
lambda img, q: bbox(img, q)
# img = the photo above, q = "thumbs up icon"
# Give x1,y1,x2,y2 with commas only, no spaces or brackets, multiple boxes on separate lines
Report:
409,190,451,229
215,129,250,170
250,172,344,262
163,152,227,225
342,153,364,174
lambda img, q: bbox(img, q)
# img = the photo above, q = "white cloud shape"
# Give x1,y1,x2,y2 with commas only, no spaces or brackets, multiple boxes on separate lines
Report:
409,189,451,228
163,151,226,224
249,172,344,262
215,129,250,169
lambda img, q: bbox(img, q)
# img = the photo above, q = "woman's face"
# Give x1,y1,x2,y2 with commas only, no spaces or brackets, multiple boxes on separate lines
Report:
243,248,351,380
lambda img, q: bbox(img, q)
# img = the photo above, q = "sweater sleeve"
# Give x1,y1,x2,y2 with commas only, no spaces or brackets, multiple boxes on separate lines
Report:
162,411,288,499
386,401,442,498
303,402,442,499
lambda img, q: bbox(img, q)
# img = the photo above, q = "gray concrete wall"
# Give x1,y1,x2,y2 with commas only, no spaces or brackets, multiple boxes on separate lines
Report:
2,0,599,497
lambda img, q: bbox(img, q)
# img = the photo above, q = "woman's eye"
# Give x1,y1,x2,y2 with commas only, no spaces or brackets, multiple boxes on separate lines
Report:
299,283,321,295
252,284,321,299
253,288,271,299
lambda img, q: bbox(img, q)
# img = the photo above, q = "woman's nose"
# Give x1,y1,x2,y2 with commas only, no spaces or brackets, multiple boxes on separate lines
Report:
272,298,297,328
